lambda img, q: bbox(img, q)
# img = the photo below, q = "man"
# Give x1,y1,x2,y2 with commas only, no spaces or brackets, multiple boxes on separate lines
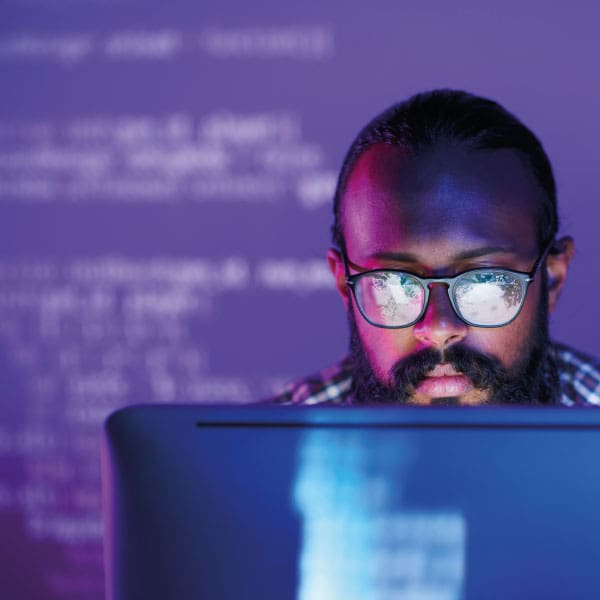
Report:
274,89,600,406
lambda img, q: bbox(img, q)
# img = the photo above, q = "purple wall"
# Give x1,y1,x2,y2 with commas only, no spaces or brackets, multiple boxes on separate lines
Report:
1,1,599,597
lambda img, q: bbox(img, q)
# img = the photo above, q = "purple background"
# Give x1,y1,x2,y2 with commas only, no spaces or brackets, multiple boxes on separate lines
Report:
1,1,599,597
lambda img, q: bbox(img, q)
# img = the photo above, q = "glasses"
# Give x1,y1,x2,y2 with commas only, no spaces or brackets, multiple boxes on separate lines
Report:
342,242,553,329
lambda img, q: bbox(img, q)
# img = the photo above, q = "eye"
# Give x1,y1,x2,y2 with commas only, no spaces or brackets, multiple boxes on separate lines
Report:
368,273,387,290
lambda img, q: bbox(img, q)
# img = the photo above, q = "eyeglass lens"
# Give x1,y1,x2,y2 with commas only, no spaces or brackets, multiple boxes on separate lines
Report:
354,270,527,327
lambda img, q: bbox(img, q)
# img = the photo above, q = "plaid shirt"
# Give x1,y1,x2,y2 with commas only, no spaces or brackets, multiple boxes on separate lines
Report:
271,342,600,406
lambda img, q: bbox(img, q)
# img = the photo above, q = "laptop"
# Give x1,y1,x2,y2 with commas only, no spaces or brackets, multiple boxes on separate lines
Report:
102,405,600,599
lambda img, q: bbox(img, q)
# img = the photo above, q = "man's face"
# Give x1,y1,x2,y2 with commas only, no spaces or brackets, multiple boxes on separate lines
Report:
329,143,571,405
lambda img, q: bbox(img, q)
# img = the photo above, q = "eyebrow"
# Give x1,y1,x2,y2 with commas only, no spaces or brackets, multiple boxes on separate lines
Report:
369,246,519,263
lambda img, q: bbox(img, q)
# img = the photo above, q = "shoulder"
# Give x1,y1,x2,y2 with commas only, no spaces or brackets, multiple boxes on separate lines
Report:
553,342,600,406
266,356,354,406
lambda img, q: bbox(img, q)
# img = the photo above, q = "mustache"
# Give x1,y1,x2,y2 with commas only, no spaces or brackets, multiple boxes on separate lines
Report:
392,344,505,395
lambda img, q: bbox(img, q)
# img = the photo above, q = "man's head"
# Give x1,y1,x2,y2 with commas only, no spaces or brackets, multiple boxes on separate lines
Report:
327,90,574,405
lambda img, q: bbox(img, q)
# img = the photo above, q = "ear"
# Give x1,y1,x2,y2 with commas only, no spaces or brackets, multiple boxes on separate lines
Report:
327,248,350,309
546,236,574,313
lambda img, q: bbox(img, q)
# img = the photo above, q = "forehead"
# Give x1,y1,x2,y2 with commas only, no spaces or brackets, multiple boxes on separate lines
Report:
341,143,542,263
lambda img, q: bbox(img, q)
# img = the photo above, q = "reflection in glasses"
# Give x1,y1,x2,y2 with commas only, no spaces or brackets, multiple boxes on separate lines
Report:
342,241,553,328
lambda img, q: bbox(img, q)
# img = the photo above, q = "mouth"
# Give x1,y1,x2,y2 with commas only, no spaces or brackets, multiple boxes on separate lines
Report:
414,363,474,398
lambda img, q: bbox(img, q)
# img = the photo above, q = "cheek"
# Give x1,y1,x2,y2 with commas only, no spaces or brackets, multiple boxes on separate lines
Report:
468,280,543,369
354,308,416,381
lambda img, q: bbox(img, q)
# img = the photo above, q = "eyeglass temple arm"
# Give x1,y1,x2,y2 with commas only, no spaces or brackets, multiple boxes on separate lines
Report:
336,246,354,284
531,239,557,278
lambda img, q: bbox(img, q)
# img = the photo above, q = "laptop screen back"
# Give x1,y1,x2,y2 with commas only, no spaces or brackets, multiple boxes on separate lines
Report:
102,405,600,600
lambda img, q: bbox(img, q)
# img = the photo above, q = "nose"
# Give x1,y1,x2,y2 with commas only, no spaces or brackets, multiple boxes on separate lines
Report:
412,283,468,349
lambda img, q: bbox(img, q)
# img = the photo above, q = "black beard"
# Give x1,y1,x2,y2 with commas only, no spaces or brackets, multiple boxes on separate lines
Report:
348,291,559,405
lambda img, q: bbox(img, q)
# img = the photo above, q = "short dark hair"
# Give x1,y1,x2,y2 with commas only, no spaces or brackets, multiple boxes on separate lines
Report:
332,89,558,251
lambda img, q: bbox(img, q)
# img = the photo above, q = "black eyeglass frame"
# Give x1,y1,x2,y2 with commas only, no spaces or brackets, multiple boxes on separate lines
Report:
340,241,555,329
